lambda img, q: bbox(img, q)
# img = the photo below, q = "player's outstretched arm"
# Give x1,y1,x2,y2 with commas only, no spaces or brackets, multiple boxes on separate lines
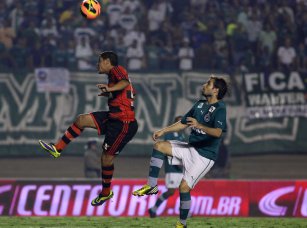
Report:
153,121,187,141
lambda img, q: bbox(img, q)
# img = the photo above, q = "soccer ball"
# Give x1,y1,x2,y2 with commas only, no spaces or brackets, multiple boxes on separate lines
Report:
80,0,101,20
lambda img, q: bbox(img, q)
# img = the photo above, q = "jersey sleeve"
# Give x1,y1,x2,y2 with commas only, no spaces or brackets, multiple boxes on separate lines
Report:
181,101,199,124
214,107,227,132
112,66,129,81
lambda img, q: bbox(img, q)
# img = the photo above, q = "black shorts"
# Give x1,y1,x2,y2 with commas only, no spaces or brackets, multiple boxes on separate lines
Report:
90,111,138,156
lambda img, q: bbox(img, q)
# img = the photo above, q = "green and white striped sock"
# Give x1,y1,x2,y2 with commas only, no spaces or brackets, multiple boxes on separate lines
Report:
179,192,191,226
147,149,164,187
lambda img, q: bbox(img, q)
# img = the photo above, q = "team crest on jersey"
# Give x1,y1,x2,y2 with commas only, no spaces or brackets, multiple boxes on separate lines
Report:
209,106,216,113
197,103,204,108
204,113,210,122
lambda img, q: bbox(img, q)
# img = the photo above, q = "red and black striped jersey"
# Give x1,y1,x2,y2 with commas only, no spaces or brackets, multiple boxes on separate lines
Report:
107,65,136,121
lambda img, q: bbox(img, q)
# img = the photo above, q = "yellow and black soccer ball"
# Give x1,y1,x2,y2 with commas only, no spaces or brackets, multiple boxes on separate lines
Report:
80,0,101,20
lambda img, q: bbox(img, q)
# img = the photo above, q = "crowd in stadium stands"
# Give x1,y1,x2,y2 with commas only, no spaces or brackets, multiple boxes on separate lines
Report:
0,0,306,73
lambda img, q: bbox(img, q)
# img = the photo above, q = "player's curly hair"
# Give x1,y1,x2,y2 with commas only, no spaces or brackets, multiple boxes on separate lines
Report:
211,76,228,100
99,51,118,66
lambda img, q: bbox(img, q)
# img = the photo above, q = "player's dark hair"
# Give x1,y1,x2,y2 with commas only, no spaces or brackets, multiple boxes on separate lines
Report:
211,76,228,100
99,51,118,66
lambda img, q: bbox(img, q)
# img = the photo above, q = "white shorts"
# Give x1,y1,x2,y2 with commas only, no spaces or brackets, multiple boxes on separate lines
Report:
169,140,214,189
165,172,183,189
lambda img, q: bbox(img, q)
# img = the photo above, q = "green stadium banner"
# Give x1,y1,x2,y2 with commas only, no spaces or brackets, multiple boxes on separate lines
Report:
0,71,306,157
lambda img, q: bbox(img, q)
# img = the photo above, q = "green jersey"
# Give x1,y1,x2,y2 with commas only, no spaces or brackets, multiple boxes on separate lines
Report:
164,132,185,174
181,100,227,161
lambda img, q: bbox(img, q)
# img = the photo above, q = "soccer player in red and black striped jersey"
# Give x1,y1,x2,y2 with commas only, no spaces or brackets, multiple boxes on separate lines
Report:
39,51,138,206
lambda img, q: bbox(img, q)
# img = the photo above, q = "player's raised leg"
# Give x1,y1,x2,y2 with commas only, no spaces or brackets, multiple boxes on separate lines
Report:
132,141,172,196
39,114,96,158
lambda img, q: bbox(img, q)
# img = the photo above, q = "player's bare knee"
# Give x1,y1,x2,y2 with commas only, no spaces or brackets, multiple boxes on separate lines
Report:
153,141,162,151
179,180,191,192
74,114,85,129
154,141,168,153
102,153,114,166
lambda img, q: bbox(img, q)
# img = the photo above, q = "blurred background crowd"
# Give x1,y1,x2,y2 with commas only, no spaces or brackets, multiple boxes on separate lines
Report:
0,0,306,73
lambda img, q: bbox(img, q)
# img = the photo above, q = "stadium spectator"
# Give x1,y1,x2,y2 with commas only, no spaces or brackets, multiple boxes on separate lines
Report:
8,2,24,34
126,40,145,71
41,36,55,67
123,26,146,49
178,39,194,71
258,24,277,58
28,41,43,69
74,21,96,44
106,0,123,27
195,42,214,70
66,40,77,69
146,39,161,70
40,17,59,44
230,23,249,68
115,35,128,65
22,20,40,47
75,36,94,70
0,19,15,50
277,37,296,72
160,39,177,70
147,2,165,35
84,139,101,178
53,41,70,67
10,37,30,69
122,0,141,13
245,13,262,54
41,10,57,28
118,7,137,31
237,5,249,29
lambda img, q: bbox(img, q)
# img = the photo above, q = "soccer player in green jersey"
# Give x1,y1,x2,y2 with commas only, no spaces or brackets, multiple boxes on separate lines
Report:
133,76,228,228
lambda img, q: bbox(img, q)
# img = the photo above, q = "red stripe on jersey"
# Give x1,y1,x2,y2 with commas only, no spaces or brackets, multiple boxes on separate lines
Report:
112,66,128,81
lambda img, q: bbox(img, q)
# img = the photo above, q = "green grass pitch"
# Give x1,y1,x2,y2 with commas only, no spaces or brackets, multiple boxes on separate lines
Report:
1,217,307,228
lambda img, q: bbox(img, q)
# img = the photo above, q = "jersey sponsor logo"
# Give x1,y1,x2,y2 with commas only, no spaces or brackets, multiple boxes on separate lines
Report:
191,127,206,135
217,121,223,125
209,106,216,113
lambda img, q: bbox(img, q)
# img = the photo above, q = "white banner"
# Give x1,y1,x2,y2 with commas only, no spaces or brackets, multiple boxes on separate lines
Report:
35,68,70,93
